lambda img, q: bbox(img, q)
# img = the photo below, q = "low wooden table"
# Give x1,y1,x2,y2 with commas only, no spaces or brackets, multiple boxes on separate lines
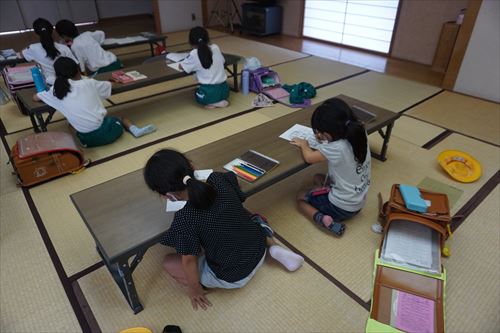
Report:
101,33,167,57
16,53,241,132
70,96,399,313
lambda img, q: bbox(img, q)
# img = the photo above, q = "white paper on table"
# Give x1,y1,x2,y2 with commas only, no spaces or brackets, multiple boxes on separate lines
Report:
194,169,213,181
125,70,147,80
279,124,315,141
167,62,182,72
166,200,187,212
164,169,213,212
103,36,147,45
166,52,189,62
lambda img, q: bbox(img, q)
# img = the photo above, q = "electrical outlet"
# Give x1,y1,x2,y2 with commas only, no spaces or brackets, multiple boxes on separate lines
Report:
191,13,196,21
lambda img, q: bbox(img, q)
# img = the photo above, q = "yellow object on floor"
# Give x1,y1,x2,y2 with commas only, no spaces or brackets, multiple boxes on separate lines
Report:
119,327,153,333
438,150,482,183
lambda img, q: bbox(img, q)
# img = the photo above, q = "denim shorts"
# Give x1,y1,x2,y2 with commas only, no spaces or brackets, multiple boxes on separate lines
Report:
306,190,359,222
197,251,266,289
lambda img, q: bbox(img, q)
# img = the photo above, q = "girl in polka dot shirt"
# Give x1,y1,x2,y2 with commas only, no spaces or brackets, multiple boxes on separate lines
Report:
144,149,304,310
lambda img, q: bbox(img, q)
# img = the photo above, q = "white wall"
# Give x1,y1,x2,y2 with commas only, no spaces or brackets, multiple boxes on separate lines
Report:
96,0,152,19
157,0,202,33
390,0,467,64
454,0,500,102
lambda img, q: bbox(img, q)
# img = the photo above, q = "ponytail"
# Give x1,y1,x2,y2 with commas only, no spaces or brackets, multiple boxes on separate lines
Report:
184,176,217,210
189,26,213,69
33,18,59,60
311,98,368,164
345,120,368,164
144,149,216,210
53,57,78,99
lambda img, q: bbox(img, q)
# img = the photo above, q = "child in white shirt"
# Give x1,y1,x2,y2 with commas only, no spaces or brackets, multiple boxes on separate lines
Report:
33,57,155,148
21,18,77,85
180,27,229,109
55,19,121,75
291,98,371,236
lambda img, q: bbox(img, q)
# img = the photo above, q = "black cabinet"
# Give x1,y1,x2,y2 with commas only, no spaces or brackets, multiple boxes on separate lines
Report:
241,3,282,36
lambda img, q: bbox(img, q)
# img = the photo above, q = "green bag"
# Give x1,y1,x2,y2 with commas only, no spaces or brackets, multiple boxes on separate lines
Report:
283,82,316,104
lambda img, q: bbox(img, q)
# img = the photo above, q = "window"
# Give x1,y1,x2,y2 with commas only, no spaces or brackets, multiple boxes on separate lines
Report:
303,0,400,53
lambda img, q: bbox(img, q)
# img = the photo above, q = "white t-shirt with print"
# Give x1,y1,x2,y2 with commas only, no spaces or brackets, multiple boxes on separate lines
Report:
181,44,227,84
22,42,78,85
318,139,371,212
71,31,117,72
37,79,111,133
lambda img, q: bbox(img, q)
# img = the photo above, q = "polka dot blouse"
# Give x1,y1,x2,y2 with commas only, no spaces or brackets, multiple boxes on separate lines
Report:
160,172,266,282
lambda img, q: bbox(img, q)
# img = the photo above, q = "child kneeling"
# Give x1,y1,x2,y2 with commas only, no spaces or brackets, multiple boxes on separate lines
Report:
144,149,304,310
34,57,155,147
292,98,371,236
179,27,229,109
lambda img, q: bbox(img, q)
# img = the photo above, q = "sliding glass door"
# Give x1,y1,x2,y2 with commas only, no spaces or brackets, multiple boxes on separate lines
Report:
303,0,400,53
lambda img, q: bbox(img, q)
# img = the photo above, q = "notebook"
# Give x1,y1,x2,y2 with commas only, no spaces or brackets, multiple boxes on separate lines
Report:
224,150,279,182
111,70,147,83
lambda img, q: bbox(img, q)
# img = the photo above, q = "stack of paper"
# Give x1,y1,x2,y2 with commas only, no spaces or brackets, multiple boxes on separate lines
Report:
102,36,147,45
0,49,18,60
381,219,441,274
166,52,189,62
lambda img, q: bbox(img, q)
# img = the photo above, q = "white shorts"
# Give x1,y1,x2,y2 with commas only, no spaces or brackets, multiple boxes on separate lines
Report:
198,250,266,289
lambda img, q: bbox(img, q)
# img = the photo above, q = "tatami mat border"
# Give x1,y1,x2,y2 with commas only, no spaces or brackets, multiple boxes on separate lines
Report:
405,113,500,148
273,233,371,311
451,170,500,232
421,129,453,149
398,89,444,113
72,282,101,333
0,133,96,332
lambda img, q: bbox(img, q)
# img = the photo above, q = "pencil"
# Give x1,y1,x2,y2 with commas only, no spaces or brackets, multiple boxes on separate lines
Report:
232,166,257,181
238,163,263,177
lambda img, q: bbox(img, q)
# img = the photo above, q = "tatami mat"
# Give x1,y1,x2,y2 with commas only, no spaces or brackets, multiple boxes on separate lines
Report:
79,243,367,332
4,86,259,163
213,35,308,67
427,133,499,212
407,91,500,145
0,143,18,196
392,115,445,147
444,186,500,332
164,28,228,48
271,55,364,87
27,111,274,276
105,29,229,57
314,71,442,113
245,132,499,302
108,36,309,105
0,98,111,135
0,190,81,333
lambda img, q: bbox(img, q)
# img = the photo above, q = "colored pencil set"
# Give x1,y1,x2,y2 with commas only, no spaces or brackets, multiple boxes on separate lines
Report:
231,162,265,182
224,151,279,183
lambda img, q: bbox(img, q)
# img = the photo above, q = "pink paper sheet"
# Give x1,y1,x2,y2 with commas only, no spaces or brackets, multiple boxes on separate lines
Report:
395,290,435,333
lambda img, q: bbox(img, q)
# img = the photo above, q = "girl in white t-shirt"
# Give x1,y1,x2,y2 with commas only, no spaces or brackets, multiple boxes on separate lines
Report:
179,27,229,109
55,19,121,75
291,98,371,236
21,18,78,85
33,57,155,148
